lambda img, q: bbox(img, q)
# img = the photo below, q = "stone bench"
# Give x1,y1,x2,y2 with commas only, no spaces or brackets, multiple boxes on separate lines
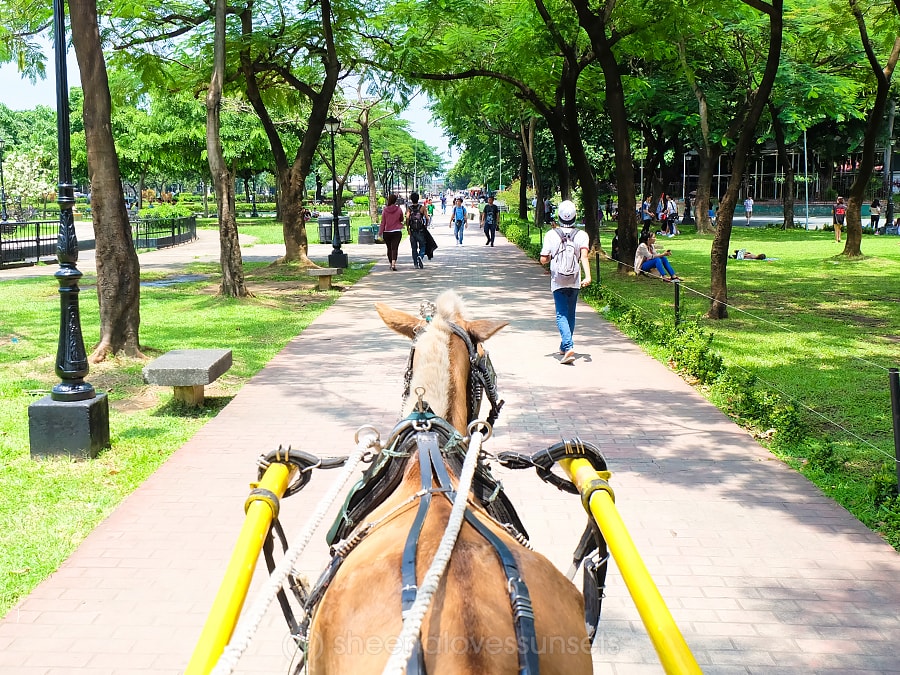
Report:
307,267,339,291
142,348,232,407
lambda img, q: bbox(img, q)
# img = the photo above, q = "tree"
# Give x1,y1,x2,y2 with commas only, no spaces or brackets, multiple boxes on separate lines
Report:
842,0,900,257
69,0,142,360
709,0,784,319
207,0,249,297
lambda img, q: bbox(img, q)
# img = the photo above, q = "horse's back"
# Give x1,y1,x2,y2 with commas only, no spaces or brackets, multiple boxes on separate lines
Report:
308,495,592,674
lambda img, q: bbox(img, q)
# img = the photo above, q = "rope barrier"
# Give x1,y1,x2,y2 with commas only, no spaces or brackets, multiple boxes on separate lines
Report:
380,423,487,675
210,427,379,675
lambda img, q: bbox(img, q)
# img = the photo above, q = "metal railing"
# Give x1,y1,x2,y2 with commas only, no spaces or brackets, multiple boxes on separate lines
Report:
0,215,198,268
0,219,58,266
131,215,197,249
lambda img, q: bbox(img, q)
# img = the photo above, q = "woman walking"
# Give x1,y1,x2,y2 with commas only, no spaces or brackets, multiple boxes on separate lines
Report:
378,193,404,270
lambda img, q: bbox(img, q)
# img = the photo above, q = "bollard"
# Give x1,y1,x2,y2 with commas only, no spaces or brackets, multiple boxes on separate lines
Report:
890,368,900,489
674,279,681,327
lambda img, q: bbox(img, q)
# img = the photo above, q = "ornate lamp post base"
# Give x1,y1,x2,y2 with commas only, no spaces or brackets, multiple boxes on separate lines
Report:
29,393,110,459
328,248,348,268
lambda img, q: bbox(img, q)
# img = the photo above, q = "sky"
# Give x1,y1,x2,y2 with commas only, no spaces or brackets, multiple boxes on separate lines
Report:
0,56,455,166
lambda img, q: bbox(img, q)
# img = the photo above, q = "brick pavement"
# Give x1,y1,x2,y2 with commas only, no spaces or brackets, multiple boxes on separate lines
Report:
2,213,899,674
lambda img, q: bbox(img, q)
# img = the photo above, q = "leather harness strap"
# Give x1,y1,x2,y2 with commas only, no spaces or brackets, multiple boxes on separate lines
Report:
398,429,539,675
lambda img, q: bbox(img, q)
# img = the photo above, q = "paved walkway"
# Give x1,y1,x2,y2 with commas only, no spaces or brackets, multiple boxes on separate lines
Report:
2,214,899,675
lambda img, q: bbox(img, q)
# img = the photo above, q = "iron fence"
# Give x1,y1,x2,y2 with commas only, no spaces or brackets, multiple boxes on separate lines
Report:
0,215,197,268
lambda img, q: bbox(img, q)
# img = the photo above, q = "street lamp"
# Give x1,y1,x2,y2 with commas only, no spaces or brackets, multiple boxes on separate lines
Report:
0,137,8,222
394,157,402,198
250,175,258,218
324,116,347,269
887,139,896,229
29,0,109,458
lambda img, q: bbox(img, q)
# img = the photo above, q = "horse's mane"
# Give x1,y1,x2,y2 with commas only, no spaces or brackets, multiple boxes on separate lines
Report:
401,291,468,420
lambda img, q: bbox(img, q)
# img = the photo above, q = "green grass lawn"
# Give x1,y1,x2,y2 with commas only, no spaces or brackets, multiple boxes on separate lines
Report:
520,219,900,546
0,255,371,617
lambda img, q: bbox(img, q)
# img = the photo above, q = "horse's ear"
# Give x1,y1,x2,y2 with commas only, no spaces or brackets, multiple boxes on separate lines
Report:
375,302,423,339
466,319,509,343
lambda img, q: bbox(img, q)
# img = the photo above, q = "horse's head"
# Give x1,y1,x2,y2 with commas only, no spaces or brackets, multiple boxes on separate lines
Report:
376,290,508,434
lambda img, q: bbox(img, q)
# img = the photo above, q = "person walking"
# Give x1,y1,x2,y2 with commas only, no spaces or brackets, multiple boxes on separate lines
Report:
440,192,447,214
449,197,467,245
406,192,428,268
538,200,591,365
377,193,404,271
426,199,435,227
481,194,500,246
833,196,846,243
870,198,881,233
743,195,754,225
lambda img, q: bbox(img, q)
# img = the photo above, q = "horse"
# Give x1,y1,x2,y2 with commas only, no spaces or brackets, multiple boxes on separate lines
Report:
306,290,593,674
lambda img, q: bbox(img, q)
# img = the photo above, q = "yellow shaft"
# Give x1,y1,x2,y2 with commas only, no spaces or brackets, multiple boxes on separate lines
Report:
185,462,293,675
559,458,702,675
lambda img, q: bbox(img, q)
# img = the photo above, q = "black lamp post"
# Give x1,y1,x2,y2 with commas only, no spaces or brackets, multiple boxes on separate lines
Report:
29,0,109,458
250,175,258,218
0,137,8,222
887,140,896,229
325,116,347,269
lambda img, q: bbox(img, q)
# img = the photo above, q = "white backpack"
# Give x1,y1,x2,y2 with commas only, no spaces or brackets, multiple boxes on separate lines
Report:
551,228,579,281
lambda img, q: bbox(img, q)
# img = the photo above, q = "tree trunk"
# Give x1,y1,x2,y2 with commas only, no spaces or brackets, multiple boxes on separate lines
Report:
694,148,720,234
770,106,795,228
69,0,142,362
709,0,784,319
843,1,900,257
576,6,638,269
518,143,529,221
563,80,601,248
522,118,544,229
360,122,379,224
207,0,250,298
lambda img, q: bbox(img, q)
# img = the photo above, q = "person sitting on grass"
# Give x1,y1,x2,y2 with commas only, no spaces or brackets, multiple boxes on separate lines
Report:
634,232,680,281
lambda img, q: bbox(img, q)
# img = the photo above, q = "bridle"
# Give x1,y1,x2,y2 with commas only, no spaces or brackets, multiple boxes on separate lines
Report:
401,301,505,428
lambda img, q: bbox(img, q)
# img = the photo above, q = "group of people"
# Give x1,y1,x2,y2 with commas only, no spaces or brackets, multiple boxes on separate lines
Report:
376,191,502,270
640,193,680,237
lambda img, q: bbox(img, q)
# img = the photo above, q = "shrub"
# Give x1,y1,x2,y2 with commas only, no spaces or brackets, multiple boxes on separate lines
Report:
139,202,194,219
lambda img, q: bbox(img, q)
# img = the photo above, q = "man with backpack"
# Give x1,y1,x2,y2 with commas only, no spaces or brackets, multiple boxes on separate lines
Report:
538,200,591,365
406,192,428,268
481,194,501,246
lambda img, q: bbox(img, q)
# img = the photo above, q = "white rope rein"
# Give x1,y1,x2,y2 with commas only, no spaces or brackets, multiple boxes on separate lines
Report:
211,428,379,675
380,424,486,675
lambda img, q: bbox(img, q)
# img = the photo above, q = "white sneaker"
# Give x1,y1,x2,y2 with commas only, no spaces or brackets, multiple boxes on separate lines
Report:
561,350,576,365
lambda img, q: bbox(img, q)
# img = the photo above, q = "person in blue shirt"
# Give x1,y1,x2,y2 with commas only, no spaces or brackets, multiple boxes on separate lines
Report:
449,197,467,245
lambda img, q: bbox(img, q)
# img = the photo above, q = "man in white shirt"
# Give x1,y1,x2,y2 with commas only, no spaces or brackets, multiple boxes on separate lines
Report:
538,200,591,365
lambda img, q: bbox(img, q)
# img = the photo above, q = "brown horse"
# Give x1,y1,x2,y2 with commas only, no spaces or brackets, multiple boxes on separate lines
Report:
307,291,592,674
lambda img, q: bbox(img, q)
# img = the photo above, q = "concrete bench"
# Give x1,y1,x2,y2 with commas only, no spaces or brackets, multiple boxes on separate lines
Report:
142,348,232,407
307,267,339,291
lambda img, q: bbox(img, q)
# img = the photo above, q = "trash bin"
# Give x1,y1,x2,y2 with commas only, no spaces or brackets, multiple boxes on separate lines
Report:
317,216,352,243
358,225,375,244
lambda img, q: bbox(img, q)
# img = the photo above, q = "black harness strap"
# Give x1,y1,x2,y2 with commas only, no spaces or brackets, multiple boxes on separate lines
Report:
400,433,446,675
461,510,540,675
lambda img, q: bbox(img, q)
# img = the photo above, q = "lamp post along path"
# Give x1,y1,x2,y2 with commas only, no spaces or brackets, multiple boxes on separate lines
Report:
0,137,7,222
28,0,110,459
325,117,347,269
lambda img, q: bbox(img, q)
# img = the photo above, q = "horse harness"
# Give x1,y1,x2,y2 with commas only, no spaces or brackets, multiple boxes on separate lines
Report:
261,313,610,673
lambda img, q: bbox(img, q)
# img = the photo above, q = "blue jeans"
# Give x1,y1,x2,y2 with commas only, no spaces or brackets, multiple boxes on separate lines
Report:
453,220,465,244
641,256,675,277
410,230,427,263
553,287,579,352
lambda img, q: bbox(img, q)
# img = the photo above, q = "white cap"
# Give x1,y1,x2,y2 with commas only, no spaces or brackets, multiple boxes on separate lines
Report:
557,200,577,225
